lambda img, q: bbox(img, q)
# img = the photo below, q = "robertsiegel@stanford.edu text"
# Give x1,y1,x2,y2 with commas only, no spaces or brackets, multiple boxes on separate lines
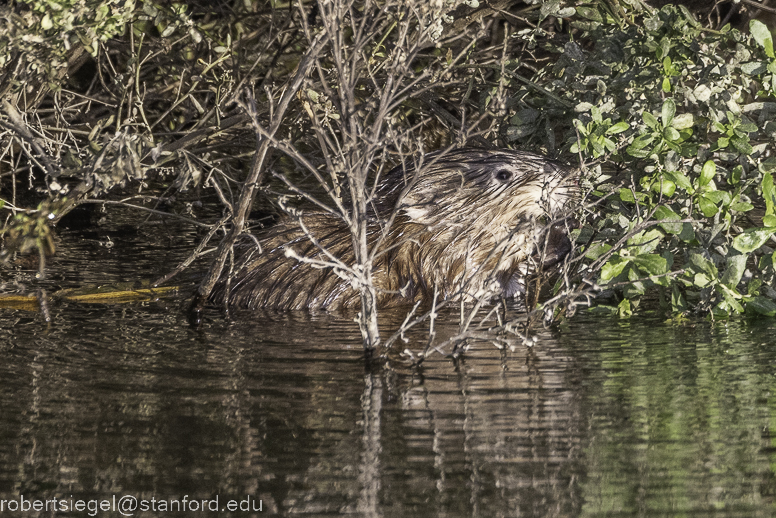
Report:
0,494,263,515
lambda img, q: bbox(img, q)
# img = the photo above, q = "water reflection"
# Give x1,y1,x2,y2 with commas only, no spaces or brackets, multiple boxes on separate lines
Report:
4,303,775,517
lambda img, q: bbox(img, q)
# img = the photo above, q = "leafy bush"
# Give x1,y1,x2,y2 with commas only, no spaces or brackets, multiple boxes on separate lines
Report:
0,0,135,91
503,3,776,320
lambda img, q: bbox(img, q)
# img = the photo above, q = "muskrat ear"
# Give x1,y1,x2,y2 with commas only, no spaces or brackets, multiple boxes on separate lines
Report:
402,204,431,223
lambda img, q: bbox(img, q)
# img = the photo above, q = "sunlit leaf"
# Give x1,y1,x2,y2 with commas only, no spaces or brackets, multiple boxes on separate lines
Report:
751,19,775,58
643,111,659,129
584,242,611,261
663,126,680,141
763,172,776,217
650,178,676,197
732,227,776,253
671,113,694,130
699,160,716,188
730,200,754,212
661,98,676,126
627,229,664,254
698,195,718,217
601,256,629,282
694,272,712,288
618,298,632,318
591,106,602,124
606,121,629,134
704,190,729,205
665,170,693,193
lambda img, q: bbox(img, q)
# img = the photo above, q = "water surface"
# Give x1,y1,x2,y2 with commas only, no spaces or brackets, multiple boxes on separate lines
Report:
1,213,775,517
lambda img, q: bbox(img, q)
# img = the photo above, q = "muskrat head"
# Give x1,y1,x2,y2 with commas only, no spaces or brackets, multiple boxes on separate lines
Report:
379,148,577,301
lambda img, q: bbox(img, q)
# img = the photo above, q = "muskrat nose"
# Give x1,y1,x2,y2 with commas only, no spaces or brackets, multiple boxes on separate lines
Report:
557,217,580,230
539,220,575,269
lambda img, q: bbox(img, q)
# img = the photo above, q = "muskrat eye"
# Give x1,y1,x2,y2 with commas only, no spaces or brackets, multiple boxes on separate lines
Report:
494,169,512,183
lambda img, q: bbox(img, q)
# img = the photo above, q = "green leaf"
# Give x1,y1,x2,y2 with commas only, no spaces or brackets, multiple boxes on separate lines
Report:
679,223,696,243
584,242,611,261
631,253,668,276
606,121,629,135
662,77,671,93
763,172,776,217
718,284,744,313
721,254,747,288
654,205,683,234
751,19,775,58
761,158,776,174
732,227,776,253
704,190,730,206
626,134,656,158
690,252,718,278
576,6,603,22
671,113,694,130
694,272,713,288
730,135,753,154
665,170,694,193
663,126,680,141
764,214,776,227
618,298,632,318
591,105,602,124
627,229,664,255
661,98,676,126
671,284,687,313
746,296,776,317
699,160,716,188
601,256,629,282
730,200,754,212
643,111,659,129
729,165,742,185
698,195,718,217
650,178,676,197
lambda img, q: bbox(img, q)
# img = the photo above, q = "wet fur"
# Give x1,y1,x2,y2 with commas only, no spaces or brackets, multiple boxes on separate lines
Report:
211,148,577,310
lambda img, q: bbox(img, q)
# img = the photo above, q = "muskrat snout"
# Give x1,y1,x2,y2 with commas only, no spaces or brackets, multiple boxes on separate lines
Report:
537,218,579,269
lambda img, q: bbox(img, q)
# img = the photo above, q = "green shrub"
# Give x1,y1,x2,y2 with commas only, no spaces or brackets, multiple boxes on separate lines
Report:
508,4,776,319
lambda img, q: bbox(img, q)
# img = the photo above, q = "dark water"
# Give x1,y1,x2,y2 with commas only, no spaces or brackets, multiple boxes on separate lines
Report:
2,214,776,517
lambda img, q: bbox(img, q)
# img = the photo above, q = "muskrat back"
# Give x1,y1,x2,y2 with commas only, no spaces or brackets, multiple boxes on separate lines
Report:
211,148,578,310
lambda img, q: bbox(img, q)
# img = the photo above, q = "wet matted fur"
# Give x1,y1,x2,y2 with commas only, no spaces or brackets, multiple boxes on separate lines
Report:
211,148,578,310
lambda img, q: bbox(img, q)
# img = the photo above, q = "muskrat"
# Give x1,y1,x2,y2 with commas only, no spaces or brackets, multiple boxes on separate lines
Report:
211,148,578,310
